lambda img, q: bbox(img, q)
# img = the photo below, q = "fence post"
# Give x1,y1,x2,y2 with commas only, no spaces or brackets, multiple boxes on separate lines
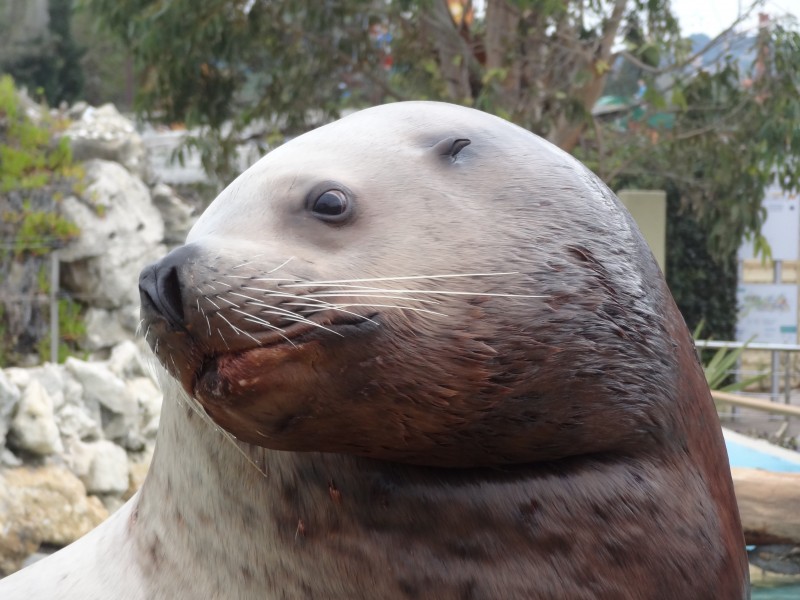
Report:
770,259,782,402
50,250,59,364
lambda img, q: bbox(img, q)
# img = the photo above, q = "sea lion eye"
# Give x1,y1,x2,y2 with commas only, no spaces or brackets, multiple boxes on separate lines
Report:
311,189,350,222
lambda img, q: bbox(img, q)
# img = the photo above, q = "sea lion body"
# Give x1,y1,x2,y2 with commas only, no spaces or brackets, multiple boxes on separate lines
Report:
0,102,749,598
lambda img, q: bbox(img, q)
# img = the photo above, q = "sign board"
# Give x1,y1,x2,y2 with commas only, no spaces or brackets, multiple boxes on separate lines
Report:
736,284,799,344
738,186,800,261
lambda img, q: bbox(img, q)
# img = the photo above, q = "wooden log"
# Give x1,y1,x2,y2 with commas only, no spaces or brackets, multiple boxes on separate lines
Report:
731,467,800,545
712,390,800,418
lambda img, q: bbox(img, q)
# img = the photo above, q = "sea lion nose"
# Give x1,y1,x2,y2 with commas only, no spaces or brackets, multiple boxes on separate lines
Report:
139,244,200,328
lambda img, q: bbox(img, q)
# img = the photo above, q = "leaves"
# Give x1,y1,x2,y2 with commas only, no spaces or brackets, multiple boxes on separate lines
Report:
693,323,765,392
81,1,800,268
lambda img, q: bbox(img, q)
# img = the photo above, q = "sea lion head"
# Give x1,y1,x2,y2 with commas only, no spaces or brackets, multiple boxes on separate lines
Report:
139,101,684,468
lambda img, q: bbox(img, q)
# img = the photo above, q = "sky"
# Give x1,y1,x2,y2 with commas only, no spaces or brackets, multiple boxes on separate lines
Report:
671,0,800,36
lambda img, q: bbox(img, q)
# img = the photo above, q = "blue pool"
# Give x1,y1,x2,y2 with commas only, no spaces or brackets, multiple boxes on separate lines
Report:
723,430,800,596
723,430,800,472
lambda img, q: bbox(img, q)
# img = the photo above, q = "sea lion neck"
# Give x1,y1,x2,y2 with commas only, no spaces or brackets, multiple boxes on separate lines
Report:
126,379,741,600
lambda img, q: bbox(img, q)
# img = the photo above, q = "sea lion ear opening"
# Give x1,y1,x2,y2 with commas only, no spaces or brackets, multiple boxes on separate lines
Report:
432,137,471,161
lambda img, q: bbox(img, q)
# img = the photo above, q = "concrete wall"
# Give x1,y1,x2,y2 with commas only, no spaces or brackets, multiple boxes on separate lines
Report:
617,189,667,273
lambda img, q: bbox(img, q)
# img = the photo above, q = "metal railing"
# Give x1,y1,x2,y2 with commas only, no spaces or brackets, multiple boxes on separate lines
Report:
695,339,800,406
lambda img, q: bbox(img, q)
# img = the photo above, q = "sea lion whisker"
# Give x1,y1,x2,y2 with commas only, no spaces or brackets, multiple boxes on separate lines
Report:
216,328,230,350
237,277,299,283
217,295,239,308
205,297,221,310
281,302,379,324
232,254,266,270
267,256,295,274
224,292,341,328
241,312,344,338
283,272,521,286
178,390,269,478
220,431,269,478
213,279,233,288
228,307,296,332
242,305,328,330
239,287,336,306
326,303,448,317
304,289,545,300
240,318,298,347
217,313,260,344
294,288,443,305
300,291,442,304
226,291,310,313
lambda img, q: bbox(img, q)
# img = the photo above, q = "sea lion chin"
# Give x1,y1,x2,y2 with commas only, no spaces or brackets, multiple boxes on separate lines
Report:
0,101,749,599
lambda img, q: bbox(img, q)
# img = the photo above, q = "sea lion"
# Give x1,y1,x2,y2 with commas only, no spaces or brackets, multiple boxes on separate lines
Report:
0,102,749,599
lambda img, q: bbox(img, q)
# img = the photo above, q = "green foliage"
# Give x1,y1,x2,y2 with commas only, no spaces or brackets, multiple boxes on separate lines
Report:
692,322,765,392
84,0,800,272
0,75,82,256
664,186,737,341
0,74,85,365
83,0,686,178
0,75,81,193
37,298,87,364
3,201,80,257
586,19,800,264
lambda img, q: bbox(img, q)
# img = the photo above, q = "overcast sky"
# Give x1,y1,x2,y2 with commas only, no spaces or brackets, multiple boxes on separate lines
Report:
671,0,800,36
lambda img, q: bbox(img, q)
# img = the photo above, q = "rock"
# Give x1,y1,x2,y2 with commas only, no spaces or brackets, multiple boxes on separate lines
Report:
66,100,89,121
0,465,108,575
59,161,162,260
107,340,149,380
119,430,147,453
25,363,66,411
4,368,31,390
8,380,63,456
62,373,84,407
62,436,94,482
82,307,134,352
59,160,166,310
63,104,148,176
0,370,21,447
1,448,22,467
127,376,162,425
151,182,195,244
55,402,102,441
81,440,130,495
64,357,134,415
64,358,138,441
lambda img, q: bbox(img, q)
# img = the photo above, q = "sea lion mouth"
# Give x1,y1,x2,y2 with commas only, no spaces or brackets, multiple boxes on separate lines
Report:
191,312,380,402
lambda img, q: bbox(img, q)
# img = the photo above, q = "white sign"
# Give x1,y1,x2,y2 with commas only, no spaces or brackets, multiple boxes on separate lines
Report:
736,284,798,344
738,186,800,261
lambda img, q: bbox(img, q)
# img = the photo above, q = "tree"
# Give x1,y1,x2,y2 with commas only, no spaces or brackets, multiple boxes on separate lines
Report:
83,0,800,264
0,0,85,105
81,1,685,172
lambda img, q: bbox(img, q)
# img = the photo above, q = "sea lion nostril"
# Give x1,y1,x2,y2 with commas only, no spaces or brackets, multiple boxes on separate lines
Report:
156,265,185,324
139,244,199,328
